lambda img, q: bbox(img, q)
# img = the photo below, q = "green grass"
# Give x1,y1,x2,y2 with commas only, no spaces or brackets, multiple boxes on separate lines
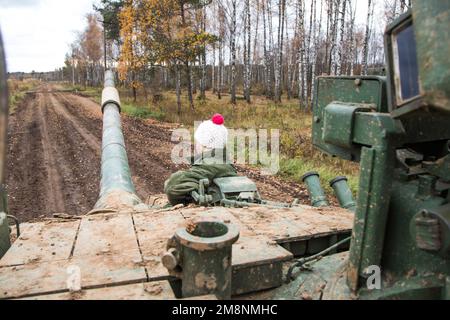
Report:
279,157,359,194
70,85,102,101
121,102,165,120
62,83,360,195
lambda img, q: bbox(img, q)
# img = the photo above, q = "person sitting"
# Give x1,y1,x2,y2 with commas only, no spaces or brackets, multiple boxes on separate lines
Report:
164,114,237,206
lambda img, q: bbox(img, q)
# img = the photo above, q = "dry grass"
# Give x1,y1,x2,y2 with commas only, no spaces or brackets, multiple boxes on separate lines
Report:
7,78,39,113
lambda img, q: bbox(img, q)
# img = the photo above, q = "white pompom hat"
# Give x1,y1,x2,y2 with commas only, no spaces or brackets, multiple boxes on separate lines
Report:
194,114,228,150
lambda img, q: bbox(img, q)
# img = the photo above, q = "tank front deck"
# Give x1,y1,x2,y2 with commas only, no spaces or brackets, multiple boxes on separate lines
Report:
0,205,353,299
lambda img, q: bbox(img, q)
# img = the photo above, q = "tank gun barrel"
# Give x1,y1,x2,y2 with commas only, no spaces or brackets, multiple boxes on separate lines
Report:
94,71,142,211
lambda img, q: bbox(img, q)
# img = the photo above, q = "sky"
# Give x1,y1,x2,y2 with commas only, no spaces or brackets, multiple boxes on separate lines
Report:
0,0,96,72
0,0,381,73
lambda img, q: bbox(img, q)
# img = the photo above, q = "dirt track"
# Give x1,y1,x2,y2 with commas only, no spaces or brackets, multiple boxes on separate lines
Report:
6,84,307,222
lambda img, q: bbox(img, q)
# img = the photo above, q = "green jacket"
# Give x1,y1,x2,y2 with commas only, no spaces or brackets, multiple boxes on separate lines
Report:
164,149,237,205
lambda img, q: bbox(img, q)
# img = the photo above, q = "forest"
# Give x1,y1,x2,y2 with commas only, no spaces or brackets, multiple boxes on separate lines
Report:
61,0,412,112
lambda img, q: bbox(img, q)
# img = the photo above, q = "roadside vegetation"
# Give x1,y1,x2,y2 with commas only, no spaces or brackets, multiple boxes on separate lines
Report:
7,78,39,113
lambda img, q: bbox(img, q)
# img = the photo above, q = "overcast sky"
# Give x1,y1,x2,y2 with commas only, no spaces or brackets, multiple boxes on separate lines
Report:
0,0,96,73
0,0,380,73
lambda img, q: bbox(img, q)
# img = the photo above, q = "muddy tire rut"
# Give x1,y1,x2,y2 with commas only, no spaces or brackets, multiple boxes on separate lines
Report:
6,84,307,222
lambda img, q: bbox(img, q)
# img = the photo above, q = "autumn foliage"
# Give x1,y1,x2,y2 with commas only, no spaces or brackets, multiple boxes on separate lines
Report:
118,0,216,95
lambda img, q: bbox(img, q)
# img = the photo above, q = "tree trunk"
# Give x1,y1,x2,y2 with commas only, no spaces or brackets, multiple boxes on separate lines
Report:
336,0,347,76
330,0,341,75
262,0,270,98
244,0,251,103
212,43,216,93
176,63,182,114
217,4,226,100
200,6,206,99
274,0,286,103
71,62,75,86
132,70,137,102
252,0,260,89
286,13,292,100
180,3,194,109
362,0,373,75
301,0,308,104
186,61,194,109
218,40,223,99
349,0,357,75
297,0,306,108
303,0,314,105
230,0,237,104
289,0,299,99
266,0,274,99
400,0,406,13
310,0,320,106
191,61,197,95
324,0,333,74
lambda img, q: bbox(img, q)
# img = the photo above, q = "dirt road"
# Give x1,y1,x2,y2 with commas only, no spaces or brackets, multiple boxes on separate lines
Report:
6,84,307,221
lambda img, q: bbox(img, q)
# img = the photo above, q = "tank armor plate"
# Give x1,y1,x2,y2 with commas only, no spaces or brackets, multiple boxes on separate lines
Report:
0,204,353,299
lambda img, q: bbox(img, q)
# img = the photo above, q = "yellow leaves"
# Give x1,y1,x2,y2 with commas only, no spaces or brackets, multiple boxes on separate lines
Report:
118,0,140,81
117,62,128,81
130,80,143,89
118,0,216,82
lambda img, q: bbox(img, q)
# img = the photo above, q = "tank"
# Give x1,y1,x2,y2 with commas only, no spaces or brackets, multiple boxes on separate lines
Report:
0,59,353,301
0,1,448,300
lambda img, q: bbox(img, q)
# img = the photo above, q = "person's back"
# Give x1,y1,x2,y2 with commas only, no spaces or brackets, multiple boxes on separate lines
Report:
164,114,237,206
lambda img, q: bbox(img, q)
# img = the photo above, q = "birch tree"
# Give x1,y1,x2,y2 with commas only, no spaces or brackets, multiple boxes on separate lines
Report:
285,8,293,100
329,0,340,75
180,2,194,109
175,63,182,113
274,0,286,103
324,0,333,74
217,4,226,100
362,0,374,75
385,0,411,24
243,0,251,103
265,0,274,98
400,0,407,13
199,6,207,99
211,44,216,93
307,0,317,105
65,0,399,111
262,0,270,98
336,0,346,76
297,0,306,108
310,0,322,105
348,0,357,75
385,0,398,24
252,0,260,86
230,0,237,104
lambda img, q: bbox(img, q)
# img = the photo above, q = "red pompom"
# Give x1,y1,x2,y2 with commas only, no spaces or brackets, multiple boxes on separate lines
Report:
212,113,224,125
